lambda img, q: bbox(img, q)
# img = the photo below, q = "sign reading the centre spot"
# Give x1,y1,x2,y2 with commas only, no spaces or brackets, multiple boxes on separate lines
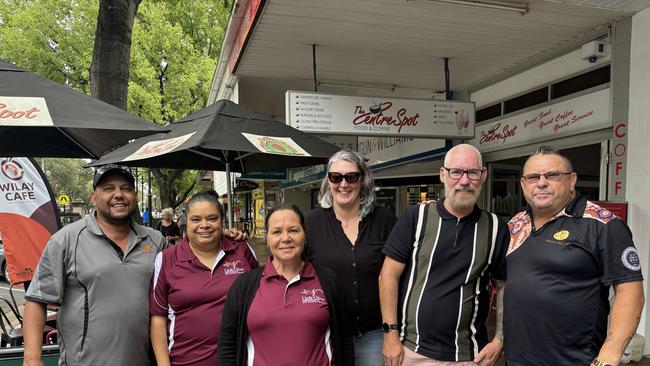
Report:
57,194,70,205
285,91,475,138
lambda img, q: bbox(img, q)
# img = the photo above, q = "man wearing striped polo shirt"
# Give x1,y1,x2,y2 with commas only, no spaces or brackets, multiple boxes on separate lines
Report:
380,144,509,366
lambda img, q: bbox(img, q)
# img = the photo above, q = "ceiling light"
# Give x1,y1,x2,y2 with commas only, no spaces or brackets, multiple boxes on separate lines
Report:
425,0,529,15
318,79,397,92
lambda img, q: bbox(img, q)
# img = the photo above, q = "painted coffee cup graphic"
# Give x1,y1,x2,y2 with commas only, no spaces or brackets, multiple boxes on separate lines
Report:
370,102,382,114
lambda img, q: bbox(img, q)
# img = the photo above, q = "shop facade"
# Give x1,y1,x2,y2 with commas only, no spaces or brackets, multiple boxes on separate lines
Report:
209,1,650,349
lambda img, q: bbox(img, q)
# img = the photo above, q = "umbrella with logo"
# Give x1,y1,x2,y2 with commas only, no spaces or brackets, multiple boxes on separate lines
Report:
87,99,339,225
0,59,166,159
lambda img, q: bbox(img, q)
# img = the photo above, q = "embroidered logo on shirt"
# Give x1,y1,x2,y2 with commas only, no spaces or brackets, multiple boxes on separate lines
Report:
223,260,245,275
622,247,641,271
143,244,152,253
301,288,327,305
553,230,569,241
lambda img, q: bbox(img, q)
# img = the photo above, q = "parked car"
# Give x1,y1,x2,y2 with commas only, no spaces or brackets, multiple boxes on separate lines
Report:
60,212,82,226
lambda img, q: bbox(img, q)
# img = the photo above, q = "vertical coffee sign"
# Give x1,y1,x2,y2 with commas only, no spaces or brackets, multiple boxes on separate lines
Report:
286,91,475,138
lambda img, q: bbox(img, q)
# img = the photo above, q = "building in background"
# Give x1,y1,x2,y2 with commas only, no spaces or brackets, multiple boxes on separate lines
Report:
209,0,650,349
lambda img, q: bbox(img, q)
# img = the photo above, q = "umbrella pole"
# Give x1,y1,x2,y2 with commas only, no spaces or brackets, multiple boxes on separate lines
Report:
225,162,233,229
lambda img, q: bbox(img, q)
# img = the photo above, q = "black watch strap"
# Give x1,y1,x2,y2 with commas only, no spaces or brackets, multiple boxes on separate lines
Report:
592,358,612,366
382,322,399,333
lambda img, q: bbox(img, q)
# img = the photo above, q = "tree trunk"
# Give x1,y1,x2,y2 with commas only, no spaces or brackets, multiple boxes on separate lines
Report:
89,0,141,109
152,168,184,209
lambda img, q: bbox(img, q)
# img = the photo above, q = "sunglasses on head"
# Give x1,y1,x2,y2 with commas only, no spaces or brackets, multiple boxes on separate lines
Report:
327,172,362,184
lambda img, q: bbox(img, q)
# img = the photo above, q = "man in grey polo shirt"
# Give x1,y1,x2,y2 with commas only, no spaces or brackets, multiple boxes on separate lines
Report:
23,165,167,366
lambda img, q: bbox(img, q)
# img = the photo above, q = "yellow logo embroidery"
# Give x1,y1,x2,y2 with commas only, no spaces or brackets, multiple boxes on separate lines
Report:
143,244,152,253
553,230,569,241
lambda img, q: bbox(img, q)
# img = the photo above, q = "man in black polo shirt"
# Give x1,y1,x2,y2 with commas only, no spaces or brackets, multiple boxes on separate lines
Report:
380,144,509,366
504,146,644,366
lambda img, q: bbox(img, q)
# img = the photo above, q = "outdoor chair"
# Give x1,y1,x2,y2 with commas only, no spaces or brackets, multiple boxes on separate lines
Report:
0,296,23,347
8,281,25,326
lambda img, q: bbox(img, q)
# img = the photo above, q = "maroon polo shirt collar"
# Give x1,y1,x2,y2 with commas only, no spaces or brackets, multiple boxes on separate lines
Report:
262,257,316,280
175,236,238,265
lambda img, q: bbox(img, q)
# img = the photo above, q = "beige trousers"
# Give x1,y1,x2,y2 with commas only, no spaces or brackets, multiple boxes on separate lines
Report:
402,346,480,366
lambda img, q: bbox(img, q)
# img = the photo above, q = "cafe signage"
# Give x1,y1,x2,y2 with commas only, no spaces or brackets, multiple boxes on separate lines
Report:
286,91,475,138
470,88,611,152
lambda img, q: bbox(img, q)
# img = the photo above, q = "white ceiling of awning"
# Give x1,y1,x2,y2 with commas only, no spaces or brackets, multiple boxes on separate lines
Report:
229,0,650,94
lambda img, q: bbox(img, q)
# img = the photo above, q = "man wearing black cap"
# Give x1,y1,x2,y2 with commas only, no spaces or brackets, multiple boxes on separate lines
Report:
23,165,167,366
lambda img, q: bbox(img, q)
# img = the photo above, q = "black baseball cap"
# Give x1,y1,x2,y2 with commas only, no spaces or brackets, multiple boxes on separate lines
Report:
93,164,135,189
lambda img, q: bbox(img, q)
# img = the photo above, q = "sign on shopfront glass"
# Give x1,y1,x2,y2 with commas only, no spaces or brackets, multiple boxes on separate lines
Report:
285,91,475,138
470,88,611,152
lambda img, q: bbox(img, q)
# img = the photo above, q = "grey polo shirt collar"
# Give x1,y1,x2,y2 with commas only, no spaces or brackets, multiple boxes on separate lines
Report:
85,212,151,259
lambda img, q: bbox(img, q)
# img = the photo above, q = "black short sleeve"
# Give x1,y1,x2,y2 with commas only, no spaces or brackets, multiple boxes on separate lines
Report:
599,218,643,286
382,205,421,263
488,217,509,281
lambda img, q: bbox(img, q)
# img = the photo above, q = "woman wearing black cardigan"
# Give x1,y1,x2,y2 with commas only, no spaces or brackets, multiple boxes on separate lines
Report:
218,204,354,366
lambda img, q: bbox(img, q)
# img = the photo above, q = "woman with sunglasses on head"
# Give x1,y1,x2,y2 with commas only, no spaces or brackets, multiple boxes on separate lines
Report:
217,204,354,366
150,190,258,366
305,149,398,366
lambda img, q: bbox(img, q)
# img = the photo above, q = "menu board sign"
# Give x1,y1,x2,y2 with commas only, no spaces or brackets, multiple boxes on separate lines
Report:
286,91,475,138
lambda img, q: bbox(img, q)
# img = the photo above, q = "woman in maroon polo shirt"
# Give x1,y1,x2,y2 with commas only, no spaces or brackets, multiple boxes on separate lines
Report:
150,190,259,366
218,204,354,366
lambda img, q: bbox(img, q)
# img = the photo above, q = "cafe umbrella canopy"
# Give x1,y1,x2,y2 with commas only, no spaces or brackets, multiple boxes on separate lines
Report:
0,59,166,159
87,99,340,225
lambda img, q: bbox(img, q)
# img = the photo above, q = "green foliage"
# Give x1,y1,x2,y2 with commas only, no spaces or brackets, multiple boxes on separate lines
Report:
0,0,97,92
0,0,232,205
39,158,93,202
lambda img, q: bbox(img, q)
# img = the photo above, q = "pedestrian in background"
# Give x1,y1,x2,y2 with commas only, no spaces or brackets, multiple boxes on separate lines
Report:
157,207,181,245
177,207,187,238
305,149,397,366
142,207,151,226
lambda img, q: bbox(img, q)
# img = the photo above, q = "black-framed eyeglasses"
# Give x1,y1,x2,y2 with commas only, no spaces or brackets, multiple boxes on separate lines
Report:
327,172,362,184
522,171,573,184
443,167,484,181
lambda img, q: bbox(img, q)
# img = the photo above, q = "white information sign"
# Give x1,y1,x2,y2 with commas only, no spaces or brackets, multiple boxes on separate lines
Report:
286,91,475,138
469,88,611,153
125,132,195,161
0,97,53,126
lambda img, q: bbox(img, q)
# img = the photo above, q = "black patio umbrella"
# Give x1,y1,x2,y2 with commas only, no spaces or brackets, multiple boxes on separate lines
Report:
0,59,166,159
87,99,340,225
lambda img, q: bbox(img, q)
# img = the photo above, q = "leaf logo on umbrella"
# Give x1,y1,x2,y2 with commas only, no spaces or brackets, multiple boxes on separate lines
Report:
258,137,300,155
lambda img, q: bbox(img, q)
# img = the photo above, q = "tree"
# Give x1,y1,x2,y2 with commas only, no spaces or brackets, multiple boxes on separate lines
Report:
40,158,94,202
90,0,141,110
0,0,97,93
0,0,233,209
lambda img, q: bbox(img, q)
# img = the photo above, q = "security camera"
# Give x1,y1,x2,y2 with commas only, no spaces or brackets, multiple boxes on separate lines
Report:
582,41,609,63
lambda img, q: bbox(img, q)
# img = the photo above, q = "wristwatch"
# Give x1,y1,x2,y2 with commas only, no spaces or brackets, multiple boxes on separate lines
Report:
592,358,612,366
382,322,399,333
